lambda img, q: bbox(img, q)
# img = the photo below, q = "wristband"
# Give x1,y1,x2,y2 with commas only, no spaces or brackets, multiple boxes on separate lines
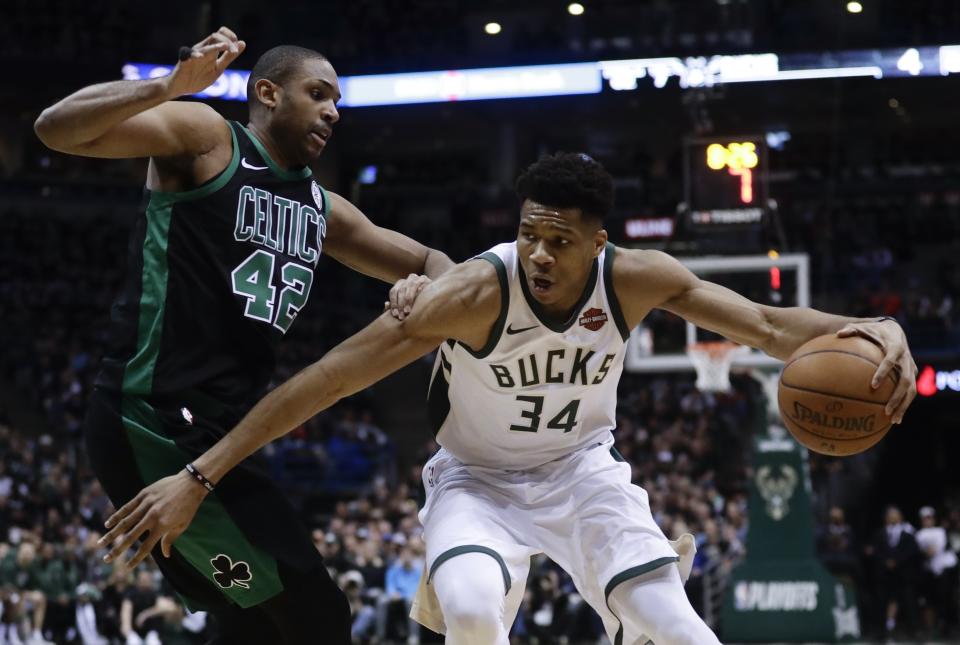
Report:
185,463,215,493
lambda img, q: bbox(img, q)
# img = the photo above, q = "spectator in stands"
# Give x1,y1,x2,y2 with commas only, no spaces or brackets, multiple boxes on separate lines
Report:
73,582,107,645
0,541,53,645
817,506,860,585
866,505,921,637
376,543,421,644
120,570,162,645
339,570,375,643
915,506,958,637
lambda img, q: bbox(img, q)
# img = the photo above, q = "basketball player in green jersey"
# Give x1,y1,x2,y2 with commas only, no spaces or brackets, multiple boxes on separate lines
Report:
34,27,451,644
100,153,918,644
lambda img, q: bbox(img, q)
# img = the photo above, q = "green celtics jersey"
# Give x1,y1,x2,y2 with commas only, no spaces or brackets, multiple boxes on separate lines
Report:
96,120,329,417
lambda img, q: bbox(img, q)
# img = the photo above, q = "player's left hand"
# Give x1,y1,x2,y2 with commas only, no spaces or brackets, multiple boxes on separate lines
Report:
836,318,917,424
98,470,208,568
385,273,431,320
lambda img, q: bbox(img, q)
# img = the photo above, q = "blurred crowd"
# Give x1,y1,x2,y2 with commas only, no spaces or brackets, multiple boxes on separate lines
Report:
817,503,960,640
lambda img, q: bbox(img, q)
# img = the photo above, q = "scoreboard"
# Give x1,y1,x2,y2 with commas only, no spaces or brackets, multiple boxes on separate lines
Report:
684,136,768,227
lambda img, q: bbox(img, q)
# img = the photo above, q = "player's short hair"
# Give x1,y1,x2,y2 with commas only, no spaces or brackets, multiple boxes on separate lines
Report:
515,152,614,224
247,45,327,106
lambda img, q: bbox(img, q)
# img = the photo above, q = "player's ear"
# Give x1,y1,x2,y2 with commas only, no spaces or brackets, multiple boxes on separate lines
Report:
254,79,281,111
592,228,608,257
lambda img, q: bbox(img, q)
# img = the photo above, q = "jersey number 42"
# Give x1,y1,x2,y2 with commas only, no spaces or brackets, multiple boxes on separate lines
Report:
231,250,313,334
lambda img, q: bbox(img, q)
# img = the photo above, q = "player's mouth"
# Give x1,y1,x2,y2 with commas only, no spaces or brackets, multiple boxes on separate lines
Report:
530,275,553,295
309,128,331,148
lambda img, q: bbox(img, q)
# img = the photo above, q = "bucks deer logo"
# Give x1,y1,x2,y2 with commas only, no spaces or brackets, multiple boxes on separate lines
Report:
210,554,252,589
755,465,799,521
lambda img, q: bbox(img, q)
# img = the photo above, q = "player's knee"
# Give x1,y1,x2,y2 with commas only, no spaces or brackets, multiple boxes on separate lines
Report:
443,601,502,643
433,552,507,643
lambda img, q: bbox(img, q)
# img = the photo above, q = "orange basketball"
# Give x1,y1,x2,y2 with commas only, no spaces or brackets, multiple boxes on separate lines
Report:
777,334,897,456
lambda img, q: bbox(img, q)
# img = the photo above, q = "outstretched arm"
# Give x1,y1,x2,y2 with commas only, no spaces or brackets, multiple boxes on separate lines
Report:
614,248,917,420
98,259,500,566
323,192,455,315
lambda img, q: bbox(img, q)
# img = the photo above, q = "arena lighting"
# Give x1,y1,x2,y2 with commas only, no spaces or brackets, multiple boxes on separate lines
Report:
847,1,863,14
122,43,960,106
484,22,502,35
568,3,585,16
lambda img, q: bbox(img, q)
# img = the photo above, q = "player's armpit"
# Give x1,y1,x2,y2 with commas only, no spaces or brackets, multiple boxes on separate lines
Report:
323,191,454,283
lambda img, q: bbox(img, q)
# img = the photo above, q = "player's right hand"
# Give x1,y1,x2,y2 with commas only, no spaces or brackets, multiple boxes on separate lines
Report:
165,27,246,98
98,469,209,568
385,273,432,320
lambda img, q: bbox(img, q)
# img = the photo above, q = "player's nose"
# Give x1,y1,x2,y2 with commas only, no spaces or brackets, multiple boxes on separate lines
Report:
530,241,554,267
322,102,340,125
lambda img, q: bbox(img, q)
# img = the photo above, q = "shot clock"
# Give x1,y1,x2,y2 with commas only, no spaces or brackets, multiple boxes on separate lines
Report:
684,137,768,228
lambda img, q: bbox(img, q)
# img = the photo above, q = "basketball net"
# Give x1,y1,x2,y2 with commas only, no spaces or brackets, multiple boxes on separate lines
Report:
686,341,750,393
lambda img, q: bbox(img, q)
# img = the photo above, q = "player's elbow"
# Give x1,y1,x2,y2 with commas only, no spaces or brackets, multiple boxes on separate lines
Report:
34,108,77,152
757,307,788,359
33,110,57,147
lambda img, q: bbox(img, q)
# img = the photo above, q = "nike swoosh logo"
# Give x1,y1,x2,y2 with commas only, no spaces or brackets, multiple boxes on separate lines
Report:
506,324,538,335
241,158,268,170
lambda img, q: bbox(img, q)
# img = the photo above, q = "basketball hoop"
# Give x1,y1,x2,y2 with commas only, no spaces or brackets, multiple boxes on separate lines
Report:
686,341,749,392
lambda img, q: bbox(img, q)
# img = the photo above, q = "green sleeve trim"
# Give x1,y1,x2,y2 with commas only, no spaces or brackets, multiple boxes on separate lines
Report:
238,122,312,180
458,252,509,359
610,446,627,462
148,120,240,204
603,242,631,341
318,184,331,223
121,197,173,395
427,545,512,595
604,556,680,645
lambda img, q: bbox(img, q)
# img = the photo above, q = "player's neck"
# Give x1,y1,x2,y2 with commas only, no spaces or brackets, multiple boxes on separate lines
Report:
539,279,589,322
245,122,296,170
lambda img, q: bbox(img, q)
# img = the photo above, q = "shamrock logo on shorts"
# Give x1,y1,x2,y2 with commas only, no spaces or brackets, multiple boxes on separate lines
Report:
210,554,253,590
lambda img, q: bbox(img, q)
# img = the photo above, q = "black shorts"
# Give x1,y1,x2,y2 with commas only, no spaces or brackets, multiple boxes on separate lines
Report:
83,387,324,612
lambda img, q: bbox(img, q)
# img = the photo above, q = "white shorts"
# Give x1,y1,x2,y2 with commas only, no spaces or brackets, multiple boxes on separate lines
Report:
412,438,694,644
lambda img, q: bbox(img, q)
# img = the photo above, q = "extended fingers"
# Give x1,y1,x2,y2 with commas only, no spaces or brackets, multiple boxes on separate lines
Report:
126,530,164,569
103,512,154,564
104,493,145,530
872,352,900,389
887,360,918,423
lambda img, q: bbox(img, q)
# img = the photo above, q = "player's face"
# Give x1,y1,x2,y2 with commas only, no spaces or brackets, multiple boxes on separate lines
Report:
516,200,607,313
272,58,341,165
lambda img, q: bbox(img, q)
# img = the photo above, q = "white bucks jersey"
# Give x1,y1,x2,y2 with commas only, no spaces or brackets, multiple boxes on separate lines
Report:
428,242,630,469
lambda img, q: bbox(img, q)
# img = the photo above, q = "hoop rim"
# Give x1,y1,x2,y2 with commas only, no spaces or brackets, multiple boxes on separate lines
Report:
685,340,743,357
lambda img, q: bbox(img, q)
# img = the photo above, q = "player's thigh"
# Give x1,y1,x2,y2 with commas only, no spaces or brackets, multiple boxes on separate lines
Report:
570,446,679,583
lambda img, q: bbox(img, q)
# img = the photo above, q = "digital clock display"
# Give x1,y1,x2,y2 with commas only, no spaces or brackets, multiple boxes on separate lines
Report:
685,137,767,226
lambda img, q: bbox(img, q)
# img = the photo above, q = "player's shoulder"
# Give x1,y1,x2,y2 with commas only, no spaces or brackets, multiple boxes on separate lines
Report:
608,245,697,314
608,245,680,280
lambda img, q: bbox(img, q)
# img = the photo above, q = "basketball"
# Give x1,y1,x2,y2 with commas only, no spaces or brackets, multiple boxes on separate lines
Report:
778,334,898,456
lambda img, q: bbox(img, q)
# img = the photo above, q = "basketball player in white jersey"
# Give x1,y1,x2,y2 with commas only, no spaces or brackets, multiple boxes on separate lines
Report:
101,153,918,644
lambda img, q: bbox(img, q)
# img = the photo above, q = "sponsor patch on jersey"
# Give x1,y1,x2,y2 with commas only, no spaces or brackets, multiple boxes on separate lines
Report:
311,181,325,213
579,307,608,331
